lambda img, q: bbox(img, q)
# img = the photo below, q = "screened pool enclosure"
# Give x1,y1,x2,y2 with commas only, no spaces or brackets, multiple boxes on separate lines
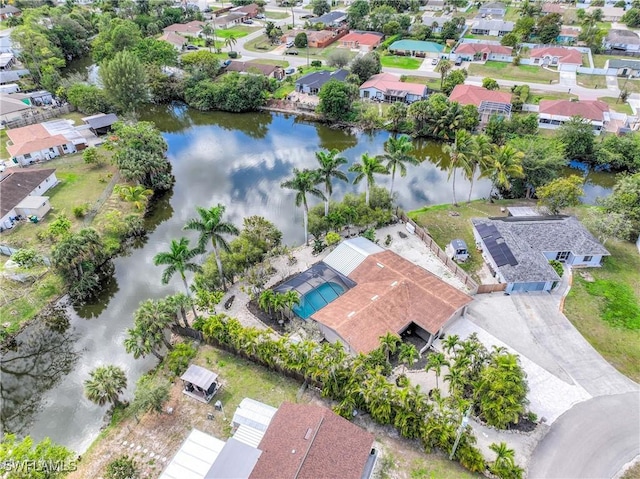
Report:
273,262,356,319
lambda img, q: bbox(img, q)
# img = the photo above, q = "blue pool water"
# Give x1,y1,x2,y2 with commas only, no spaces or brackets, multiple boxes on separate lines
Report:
293,282,346,319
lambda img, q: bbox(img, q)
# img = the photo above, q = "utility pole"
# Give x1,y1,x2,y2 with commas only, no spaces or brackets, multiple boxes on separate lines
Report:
449,406,471,460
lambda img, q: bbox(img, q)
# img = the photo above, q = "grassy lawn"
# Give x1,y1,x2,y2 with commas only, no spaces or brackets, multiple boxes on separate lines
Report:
380,55,422,70
215,26,258,39
504,6,520,21
598,96,633,115
402,75,442,91
243,34,279,53
619,78,640,94
526,90,575,103
273,82,295,99
248,58,289,67
564,239,640,382
463,34,499,42
265,10,289,19
0,129,8,160
468,61,559,84
408,200,519,280
592,54,629,68
576,73,606,89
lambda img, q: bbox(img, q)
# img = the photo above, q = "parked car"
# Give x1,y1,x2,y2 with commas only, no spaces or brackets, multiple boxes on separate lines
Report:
284,67,296,75
301,14,315,19
222,59,232,67
256,13,265,19
185,45,198,51
431,58,438,65
455,57,463,66
242,19,254,24
286,49,299,55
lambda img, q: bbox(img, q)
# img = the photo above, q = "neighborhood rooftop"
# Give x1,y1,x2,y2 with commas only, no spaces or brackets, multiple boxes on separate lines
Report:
0,168,56,218
538,99,609,121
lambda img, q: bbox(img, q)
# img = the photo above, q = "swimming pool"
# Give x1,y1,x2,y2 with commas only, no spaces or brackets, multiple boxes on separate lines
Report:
293,282,346,319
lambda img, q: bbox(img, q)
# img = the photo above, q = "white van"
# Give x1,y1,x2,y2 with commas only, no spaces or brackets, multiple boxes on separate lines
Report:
286,40,294,48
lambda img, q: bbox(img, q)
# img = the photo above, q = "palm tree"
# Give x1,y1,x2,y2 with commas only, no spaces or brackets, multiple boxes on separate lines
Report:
481,144,525,200
225,33,238,52
466,134,492,204
378,332,400,362
425,351,449,389
184,204,239,291
84,365,127,407
315,149,348,216
133,299,175,351
153,237,203,315
490,442,516,470
281,168,326,246
283,290,300,317
165,293,191,328
387,102,408,131
398,342,419,374
349,153,389,207
124,326,163,360
258,289,276,315
114,184,154,210
442,334,460,355
201,23,214,52
437,59,452,89
442,129,474,206
377,135,418,196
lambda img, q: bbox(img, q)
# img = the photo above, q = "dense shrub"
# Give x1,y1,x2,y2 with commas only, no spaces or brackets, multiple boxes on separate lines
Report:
106,455,138,479
549,260,564,278
166,342,198,376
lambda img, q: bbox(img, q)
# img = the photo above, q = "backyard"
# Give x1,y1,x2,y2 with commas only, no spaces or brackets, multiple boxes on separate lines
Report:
380,55,423,70
468,61,559,84
597,96,633,115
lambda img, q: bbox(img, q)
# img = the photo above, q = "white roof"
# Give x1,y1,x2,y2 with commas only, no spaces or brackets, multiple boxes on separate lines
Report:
158,429,225,479
16,195,48,210
322,237,384,276
232,423,266,448
231,397,277,433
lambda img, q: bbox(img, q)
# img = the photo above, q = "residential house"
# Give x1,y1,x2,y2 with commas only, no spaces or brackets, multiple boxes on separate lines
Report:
542,2,565,14
605,29,640,52
309,11,348,27
360,72,428,103
587,6,624,21
479,2,507,16
339,31,383,52
9,90,54,106
233,3,260,18
0,168,57,229
162,21,205,36
0,83,19,94
470,19,514,36
213,13,247,28
82,113,119,135
422,15,454,34
296,69,348,95
454,42,512,61
607,58,640,77
6,120,88,165
226,61,285,80
0,70,21,85
388,39,444,58
0,52,15,70
0,5,20,20
557,27,580,44
311,238,472,354
158,31,187,50
0,35,15,54
538,99,610,133
530,46,583,68
424,0,446,11
281,30,342,49
0,93,32,124
472,215,609,293
159,400,376,479
449,84,512,123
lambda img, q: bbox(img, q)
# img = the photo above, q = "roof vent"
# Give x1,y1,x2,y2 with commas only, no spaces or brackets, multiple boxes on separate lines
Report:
390,281,398,287
347,311,356,318
292,449,296,454
371,295,379,301
376,262,384,268
304,428,313,440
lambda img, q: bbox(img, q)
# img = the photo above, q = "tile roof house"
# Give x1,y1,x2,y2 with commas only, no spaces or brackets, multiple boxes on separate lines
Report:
359,72,428,104
542,2,564,13
587,5,624,21
162,21,205,36
389,39,444,58
312,239,472,354
472,216,609,293
234,3,260,17
281,29,342,49
449,84,513,122
0,168,57,229
607,58,640,77
0,5,20,20
339,31,383,52
454,42,512,61
471,19,514,36
296,69,348,95
605,29,640,52
6,121,88,165
158,31,187,50
249,402,376,479
530,46,583,68
538,99,610,133
557,27,580,44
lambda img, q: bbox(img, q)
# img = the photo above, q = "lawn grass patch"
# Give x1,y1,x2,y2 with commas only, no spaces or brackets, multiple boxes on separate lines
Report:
619,78,640,94
265,10,289,19
598,96,633,115
526,90,575,103
0,129,9,160
273,83,295,99
576,73,606,89
584,280,640,330
401,75,441,90
215,27,254,39
243,34,279,53
248,58,289,67
468,61,559,83
380,55,422,70
593,54,632,68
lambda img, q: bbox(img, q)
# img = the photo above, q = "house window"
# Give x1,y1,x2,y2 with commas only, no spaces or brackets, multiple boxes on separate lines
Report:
555,251,570,262
24,153,31,159
583,255,593,262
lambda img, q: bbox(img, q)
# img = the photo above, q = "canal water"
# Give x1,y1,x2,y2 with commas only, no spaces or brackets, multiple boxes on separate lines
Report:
1,104,615,453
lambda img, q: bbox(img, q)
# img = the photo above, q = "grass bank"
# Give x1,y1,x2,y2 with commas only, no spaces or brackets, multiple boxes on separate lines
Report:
380,55,423,70
468,61,559,84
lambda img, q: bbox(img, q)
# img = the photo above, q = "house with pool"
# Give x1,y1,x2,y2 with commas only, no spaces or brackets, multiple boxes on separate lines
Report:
273,238,472,355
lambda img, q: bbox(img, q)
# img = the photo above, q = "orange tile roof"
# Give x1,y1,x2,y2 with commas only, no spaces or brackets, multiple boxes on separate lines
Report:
5,123,49,146
340,31,382,46
7,134,69,157
312,250,472,354
455,42,512,56
449,84,512,107
159,31,187,47
360,72,426,97
539,99,609,121
531,46,583,64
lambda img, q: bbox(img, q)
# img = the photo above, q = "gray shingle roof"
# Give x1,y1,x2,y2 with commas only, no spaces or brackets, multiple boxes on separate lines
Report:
310,11,347,24
608,58,640,69
472,19,514,31
472,216,609,284
295,68,348,89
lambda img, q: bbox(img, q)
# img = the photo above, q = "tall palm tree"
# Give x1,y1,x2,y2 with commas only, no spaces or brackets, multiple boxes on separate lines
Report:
437,59,452,89
225,33,238,52
378,332,400,362
481,144,525,200
201,23,214,52
153,237,203,313
442,334,460,355
315,149,348,216
442,129,474,207
466,134,492,204
184,204,239,291
84,365,127,407
281,168,325,246
425,351,449,389
132,298,175,351
114,184,154,211
283,290,300,317
124,326,163,360
349,153,389,207
398,342,419,374
377,135,418,196
165,292,191,328
258,289,276,315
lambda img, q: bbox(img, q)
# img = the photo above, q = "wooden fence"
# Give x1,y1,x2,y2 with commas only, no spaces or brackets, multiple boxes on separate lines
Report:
4,104,75,130
476,283,507,294
396,209,479,294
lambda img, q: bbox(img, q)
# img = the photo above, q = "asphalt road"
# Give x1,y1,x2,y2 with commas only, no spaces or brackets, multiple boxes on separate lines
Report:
528,392,640,479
